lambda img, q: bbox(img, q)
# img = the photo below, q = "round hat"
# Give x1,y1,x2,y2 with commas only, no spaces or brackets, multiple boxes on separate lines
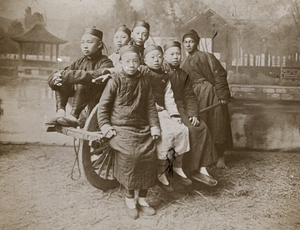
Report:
144,44,163,57
84,27,103,40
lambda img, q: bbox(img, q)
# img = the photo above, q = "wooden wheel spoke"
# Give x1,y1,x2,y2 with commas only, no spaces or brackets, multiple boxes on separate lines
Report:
80,104,119,190
97,151,110,176
104,149,114,180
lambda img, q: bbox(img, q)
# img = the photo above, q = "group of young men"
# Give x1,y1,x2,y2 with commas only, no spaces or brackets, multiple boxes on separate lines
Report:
47,20,233,219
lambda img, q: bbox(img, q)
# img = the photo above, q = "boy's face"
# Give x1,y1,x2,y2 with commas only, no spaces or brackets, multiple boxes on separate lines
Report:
120,52,140,75
113,31,131,49
144,50,163,70
131,26,149,46
81,33,102,56
164,47,181,67
183,37,197,54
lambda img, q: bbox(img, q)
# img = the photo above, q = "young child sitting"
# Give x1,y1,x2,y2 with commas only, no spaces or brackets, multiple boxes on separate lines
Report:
163,41,218,187
48,27,113,127
97,43,160,219
142,44,191,192
109,25,131,66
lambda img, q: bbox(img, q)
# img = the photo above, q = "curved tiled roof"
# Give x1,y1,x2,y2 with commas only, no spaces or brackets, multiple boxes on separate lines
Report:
11,23,67,44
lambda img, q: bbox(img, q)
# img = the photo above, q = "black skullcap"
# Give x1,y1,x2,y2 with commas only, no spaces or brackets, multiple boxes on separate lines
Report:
163,40,181,52
114,25,131,37
133,20,150,31
144,44,163,57
119,42,140,56
84,27,103,40
182,29,200,44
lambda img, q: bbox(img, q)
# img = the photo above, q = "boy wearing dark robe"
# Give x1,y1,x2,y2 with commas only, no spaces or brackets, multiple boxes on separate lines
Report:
163,41,218,186
181,29,233,169
48,28,113,127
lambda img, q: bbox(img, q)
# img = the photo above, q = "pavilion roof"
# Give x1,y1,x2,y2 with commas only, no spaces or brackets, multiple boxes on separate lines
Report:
11,24,67,44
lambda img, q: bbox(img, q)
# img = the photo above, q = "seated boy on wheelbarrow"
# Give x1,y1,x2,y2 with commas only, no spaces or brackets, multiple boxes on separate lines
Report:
48,27,113,127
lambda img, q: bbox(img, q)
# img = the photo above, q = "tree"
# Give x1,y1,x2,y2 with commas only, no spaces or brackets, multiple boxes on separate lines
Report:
112,0,138,27
24,7,45,31
290,0,300,33
6,20,25,54
7,20,24,36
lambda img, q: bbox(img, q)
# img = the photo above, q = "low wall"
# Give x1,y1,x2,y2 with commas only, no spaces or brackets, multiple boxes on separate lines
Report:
230,84,300,101
229,100,300,151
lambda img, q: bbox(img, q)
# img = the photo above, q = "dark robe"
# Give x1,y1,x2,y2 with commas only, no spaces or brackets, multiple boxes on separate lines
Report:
163,63,218,172
97,70,159,190
181,50,233,153
48,50,113,117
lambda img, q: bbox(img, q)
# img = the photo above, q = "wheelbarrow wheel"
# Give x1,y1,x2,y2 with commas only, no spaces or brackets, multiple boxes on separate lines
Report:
79,104,119,191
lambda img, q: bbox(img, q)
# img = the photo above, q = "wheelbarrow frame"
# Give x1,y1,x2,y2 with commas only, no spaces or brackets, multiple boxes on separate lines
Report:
46,105,119,191
46,102,223,191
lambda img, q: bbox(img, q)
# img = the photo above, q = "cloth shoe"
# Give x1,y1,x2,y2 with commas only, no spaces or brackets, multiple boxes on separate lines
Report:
216,156,228,169
191,171,218,187
46,109,66,125
157,180,174,192
124,197,138,219
45,117,60,126
125,204,139,219
57,116,79,127
174,172,192,186
138,205,156,216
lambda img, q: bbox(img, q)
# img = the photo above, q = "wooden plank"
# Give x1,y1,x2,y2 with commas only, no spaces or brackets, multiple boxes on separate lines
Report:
46,124,104,141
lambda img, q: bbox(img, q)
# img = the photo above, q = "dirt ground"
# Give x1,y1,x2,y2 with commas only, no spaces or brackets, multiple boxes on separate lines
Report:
0,144,299,230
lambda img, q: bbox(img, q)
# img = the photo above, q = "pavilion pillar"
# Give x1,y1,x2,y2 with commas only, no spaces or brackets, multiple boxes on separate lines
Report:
50,44,53,62
36,43,39,60
56,44,59,62
19,43,23,61
43,43,46,61
24,43,27,60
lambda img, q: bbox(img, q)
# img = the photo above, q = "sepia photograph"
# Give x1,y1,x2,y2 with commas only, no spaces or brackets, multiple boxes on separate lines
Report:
0,0,299,229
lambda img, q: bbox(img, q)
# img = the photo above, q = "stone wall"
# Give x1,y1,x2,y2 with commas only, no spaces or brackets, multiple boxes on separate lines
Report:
229,100,300,151
230,84,300,101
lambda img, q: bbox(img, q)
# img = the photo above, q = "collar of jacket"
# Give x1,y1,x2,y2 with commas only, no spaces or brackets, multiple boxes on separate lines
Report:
132,40,145,53
149,67,164,75
188,49,200,58
120,69,142,78
163,62,179,73
85,50,103,61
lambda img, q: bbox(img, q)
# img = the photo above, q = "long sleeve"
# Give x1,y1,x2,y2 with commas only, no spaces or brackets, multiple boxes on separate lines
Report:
60,57,113,85
182,73,199,118
146,86,161,135
209,54,231,100
48,60,79,90
164,81,179,117
97,78,117,134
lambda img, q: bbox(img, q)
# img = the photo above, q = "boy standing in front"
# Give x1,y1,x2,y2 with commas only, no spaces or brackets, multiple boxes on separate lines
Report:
97,43,160,219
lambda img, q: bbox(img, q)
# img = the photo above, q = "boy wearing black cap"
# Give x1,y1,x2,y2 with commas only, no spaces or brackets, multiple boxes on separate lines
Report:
142,44,191,191
131,20,150,58
98,43,160,219
163,40,219,187
48,27,113,127
109,25,131,66
181,29,233,169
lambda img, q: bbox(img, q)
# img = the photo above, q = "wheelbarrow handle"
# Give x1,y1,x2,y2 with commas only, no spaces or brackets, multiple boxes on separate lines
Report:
199,102,222,114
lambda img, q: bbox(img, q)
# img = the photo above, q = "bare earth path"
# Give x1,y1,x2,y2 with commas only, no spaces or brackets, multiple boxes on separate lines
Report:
0,144,299,230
